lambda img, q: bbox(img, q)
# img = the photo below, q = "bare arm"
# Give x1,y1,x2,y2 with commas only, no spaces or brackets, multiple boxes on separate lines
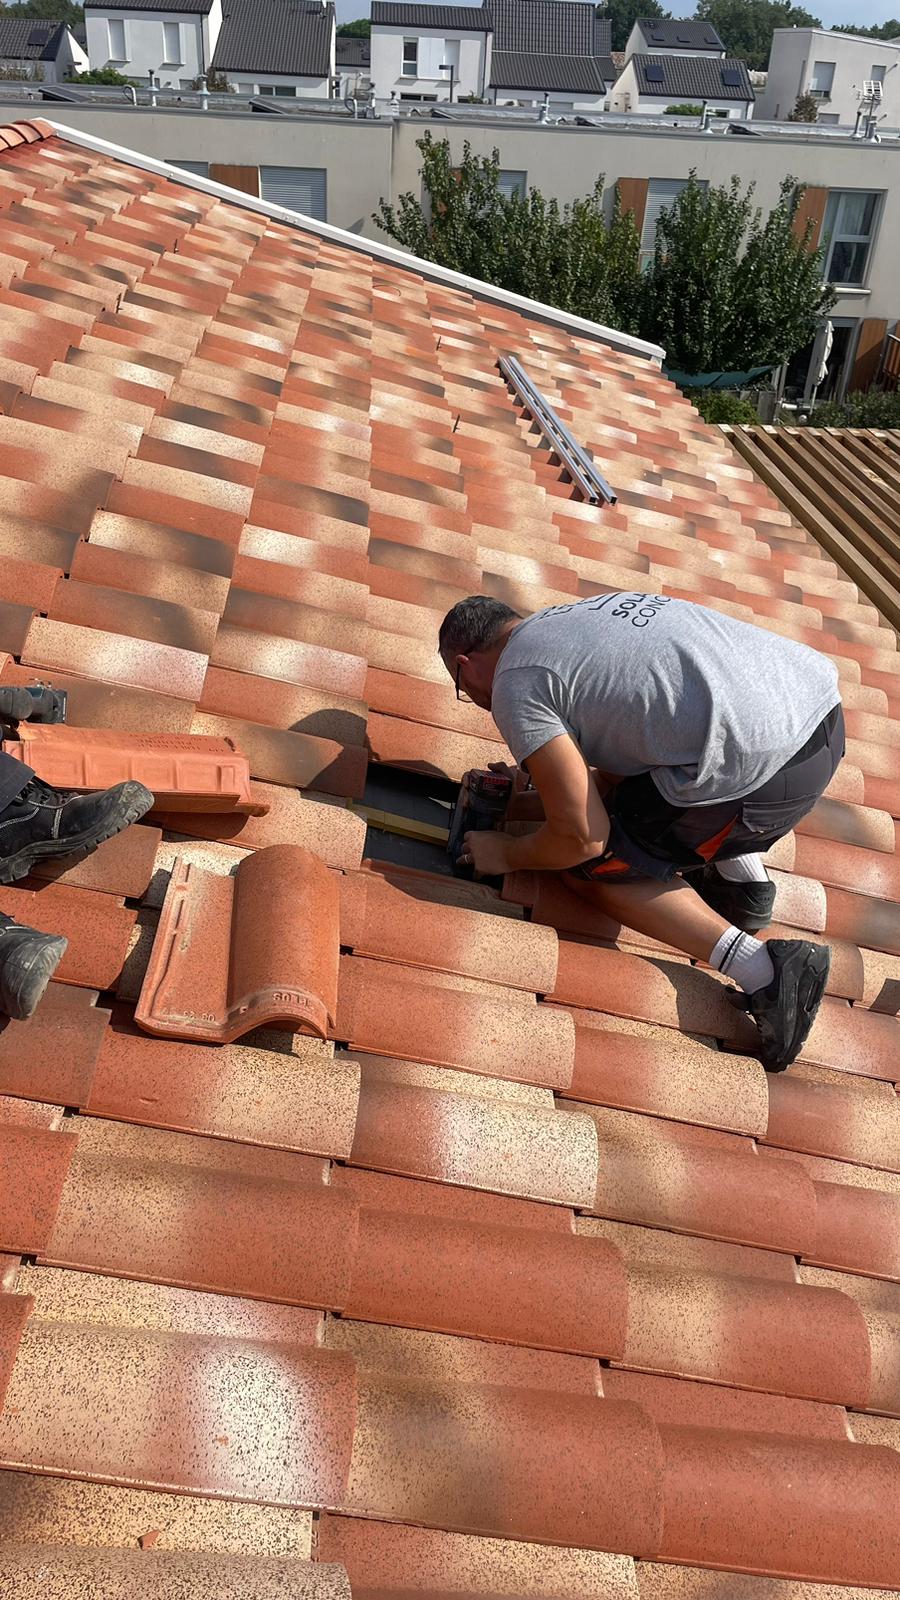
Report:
503,734,610,872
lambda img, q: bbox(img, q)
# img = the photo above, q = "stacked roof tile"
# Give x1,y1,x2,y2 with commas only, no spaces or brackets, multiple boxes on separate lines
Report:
0,118,896,1597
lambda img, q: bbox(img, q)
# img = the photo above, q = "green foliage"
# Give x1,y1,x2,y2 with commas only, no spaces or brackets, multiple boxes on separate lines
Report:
598,0,669,53
787,92,818,122
73,67,130,84
376,141,834,378
831,19,900,39
809,389,900,428
690,390,760,424
6,0,84,23
665,103,704,115
336,18,371,36
637,174,835,372
695,0,821,69
375,133,643,332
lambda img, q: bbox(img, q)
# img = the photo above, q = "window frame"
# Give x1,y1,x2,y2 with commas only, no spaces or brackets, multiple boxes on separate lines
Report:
821,189,881,288
107,16,127,62
498,168,527,201
162,20,182,65
808,59,835,99
401,37,418,78
639,176,706,271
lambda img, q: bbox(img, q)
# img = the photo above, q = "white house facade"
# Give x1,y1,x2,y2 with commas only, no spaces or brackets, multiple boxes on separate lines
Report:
0,18,88,84
84,0,219,89
756,27,900,129
370,4,490,102
609,53,754,119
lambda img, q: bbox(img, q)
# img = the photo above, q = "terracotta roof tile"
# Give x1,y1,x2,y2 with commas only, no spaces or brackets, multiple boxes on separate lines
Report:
0,120,896,1589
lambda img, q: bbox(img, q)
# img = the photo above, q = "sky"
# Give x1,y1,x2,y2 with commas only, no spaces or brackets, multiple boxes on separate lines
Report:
335,0,899,25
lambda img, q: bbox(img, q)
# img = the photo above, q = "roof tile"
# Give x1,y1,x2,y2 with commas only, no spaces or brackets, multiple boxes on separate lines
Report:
0,985,109,1108
0,1121,77,1253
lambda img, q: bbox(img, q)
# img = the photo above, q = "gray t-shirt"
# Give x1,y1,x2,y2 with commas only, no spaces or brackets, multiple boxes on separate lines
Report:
490,592,841,807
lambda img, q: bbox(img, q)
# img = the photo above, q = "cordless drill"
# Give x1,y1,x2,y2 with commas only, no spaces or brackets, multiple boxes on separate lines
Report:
447,770,513,879
0,684,68,731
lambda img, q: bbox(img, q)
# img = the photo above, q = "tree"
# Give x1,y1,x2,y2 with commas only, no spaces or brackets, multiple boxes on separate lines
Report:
695,0,821,70
375,134,642,332
73,67,130,84
598,0,669,54
336,19,371,36
831,20,900,39
6,0,84,24
665,103,704,115
637,174,835,373
787,92,818,121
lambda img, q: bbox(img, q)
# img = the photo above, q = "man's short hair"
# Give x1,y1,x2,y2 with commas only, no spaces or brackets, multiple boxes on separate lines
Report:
438,596,521,662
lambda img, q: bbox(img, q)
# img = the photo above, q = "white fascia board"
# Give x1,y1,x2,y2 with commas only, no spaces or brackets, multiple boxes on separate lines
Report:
44,117,665,363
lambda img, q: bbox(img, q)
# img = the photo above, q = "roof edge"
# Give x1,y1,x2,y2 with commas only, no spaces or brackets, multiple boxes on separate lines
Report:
43,117,665,365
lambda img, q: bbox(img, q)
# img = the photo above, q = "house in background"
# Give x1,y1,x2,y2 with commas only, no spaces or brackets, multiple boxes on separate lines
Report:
370,0,614,111
209,0,335,97
0,17,88,84
336,32,370,97
369,4,491,104
756,27,900,129
609,52,754,118
84,0,221,89
623,17,726,61
488,0,614,110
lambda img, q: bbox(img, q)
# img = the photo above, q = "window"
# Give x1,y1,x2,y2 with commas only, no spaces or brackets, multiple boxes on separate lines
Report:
639,177,702,269
169,159,209,176
821,190,880,286
399,91,436,100
402,38,418,77
498,169,526,200
107,17,126,61
258,84,298,96
809,60,834,98
871,64,887,83
260,165,326,222
162,21,181,64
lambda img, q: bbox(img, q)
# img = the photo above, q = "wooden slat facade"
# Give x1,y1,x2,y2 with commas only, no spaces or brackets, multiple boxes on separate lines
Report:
723,424,900,634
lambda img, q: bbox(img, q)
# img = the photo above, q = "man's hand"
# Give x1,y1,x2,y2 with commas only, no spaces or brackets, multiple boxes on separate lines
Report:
460,828,512,877
504,734,610,873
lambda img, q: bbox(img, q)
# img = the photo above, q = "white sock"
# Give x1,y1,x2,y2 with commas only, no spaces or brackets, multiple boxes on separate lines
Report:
714,853,769,884
709,925,775,994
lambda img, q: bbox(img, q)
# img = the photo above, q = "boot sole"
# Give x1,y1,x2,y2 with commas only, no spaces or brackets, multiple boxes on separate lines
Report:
5,933,68,1020
0,784,154,886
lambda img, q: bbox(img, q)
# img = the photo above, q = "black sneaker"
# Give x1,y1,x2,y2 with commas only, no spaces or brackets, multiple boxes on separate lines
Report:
0,777,154,885
691,863,777,932
0,914,68,1020
746,938,830,1072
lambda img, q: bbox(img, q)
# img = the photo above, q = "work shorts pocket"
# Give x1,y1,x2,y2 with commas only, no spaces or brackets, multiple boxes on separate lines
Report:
740,793,818,838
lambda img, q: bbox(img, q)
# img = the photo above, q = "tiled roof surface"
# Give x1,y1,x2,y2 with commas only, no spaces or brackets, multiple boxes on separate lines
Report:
335,35,371,67
0,117,897,1597
490,0,612,56
371,2,492,29
631,52,754,102
490,50,608,92
85,0,212,10
633,17,726,51
0,19,67,61
210,0,335,77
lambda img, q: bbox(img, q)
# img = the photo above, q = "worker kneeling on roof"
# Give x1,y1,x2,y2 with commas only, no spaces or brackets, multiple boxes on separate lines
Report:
440,592,845,1073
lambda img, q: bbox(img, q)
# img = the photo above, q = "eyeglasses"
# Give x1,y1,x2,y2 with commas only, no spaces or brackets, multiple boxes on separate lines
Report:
455,661,472,703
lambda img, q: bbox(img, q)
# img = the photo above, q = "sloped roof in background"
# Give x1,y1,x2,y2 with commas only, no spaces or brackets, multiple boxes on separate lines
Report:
371,2,492,28
490,0,612,55
84,0,213,10
633,16,726,51
490,49,611,92
335,34,371,67
0,19,68,61
211,0,334,76
0,118,896,1597
631,52,755,101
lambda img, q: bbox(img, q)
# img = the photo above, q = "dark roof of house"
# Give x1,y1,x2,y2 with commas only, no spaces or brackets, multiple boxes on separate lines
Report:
0,18,68,59
371,3,491,29
490,0,611,55
633,16,725,50
211,0,334,76
490,50,609,92
85,0,213,11
335,34,370,66
631,53,754,101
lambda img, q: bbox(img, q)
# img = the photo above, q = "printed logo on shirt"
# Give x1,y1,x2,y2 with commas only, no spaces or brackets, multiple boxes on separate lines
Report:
540,593,672,628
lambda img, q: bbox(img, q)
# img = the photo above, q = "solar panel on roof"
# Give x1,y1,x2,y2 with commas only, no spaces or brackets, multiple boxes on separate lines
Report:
721,67,742,86
650,30,665,40
645,64,665,82
26,25,51,43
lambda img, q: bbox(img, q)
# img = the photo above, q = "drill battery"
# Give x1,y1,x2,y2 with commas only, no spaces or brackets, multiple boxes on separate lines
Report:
447,770,513,878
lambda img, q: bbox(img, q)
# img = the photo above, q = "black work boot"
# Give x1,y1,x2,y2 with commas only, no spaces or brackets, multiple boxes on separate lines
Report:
691,863,777,933
0,778,154,885
745,939,830,1071
0,913,68,1020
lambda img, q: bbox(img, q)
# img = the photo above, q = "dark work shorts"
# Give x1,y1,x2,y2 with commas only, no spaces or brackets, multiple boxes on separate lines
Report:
569,702,845,885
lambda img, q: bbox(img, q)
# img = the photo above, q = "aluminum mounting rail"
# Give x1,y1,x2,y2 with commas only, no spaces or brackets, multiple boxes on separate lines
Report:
498,354,618,505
